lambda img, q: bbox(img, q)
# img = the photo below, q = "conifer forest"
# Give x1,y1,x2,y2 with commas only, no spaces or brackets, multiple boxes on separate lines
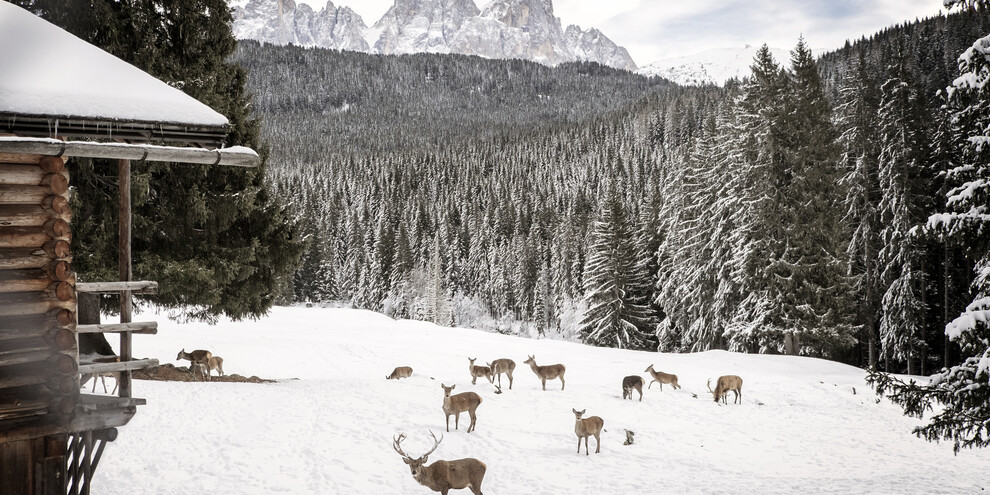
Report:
247,9,990,379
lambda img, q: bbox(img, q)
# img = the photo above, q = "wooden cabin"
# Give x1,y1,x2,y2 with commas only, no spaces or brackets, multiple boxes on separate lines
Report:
0,4,259,494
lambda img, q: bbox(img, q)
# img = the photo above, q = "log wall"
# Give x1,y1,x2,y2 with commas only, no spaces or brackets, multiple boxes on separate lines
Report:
0,154,78,427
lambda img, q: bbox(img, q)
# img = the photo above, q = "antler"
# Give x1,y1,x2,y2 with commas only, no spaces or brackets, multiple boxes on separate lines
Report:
393,433,412,459
421,430,443,458
707,378,713,393
393,431,443,461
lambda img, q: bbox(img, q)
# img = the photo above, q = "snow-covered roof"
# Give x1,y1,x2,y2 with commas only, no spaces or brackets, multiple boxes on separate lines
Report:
0,2,228,128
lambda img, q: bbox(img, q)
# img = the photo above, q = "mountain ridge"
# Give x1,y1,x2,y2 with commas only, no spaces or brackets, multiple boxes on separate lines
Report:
230,0,637,71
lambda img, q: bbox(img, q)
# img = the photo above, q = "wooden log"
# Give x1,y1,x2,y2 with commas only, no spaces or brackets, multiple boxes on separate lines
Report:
0,293,75,318
76,321,157,335
41,240,71,259
47,375,77,395
0,267,74,284
0,184,52,205
0,309,74,341
0,164,68,186
0,140,258,167
75,280,157,294
39,174,69,196
0,347,53,367
0,274,75,295
40,195,70,214
119,159,133,399
0,205,69,228
0,153,63,165
0,221,71,248
0,248,71,270
48,328,77,351
50,395,76,417
39,156,65,174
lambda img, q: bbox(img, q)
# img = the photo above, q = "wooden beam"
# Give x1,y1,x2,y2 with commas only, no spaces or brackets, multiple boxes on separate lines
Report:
77,358,158,375
0,309,74,340
0,204,70,228
0,293,74,318
0,140,258,167
119,159,133,399
76,281,157,294
0,184,67,204
76,321,157,335
0,224,71,249
0,248,71,270
0,164,66,185
0,403,139,444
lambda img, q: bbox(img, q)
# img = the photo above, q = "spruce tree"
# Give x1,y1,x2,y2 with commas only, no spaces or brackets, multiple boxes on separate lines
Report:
580,182,656,350
871,0,990,452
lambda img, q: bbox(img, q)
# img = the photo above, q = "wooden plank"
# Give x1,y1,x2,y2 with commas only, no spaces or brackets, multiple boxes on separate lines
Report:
76,281,156,294
0,347,52,367
0,184,56,205
76,321,157,335
77,395,146,411
77,358,158,375
0,279,74,298
0,271,75,293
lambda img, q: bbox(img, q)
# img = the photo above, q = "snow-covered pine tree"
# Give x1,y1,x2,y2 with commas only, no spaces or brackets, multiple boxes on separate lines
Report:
580,181,656,350
877,52,930,374
837,51,882,368
871,0,990,452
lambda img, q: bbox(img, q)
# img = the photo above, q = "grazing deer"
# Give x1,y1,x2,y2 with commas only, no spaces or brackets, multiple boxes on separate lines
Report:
644,364,681,390
523,355,565,391
441,384,482,433
467,358,493,385
708,375,744,404
488,358,516,389
393,431,487,495
622,375,644,401
572,408,604,455
207,356,224,378
176,348,212,368
191,362,209,381
387,366,414,380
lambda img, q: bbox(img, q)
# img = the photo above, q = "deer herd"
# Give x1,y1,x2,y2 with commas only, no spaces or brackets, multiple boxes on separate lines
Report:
389,354,745,494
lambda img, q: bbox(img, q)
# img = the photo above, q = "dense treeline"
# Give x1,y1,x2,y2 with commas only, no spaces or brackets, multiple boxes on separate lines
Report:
244,8,988,376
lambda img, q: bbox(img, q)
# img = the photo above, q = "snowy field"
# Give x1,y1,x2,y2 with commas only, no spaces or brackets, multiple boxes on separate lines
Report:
93,306,989,494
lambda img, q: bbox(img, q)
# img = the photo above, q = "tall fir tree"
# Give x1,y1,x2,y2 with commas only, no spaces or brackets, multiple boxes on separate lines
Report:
580,181,656,350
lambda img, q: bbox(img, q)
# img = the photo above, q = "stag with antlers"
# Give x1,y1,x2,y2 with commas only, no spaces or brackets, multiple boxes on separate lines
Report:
392,431,487,494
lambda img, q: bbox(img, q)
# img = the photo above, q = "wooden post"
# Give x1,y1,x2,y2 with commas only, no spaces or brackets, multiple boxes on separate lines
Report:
118,159,132,399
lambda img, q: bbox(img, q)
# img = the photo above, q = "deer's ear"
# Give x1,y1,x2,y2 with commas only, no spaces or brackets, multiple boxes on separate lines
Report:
450,384,456,390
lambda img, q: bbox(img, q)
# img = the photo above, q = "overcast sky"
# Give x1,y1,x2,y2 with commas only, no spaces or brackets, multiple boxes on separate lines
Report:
316,0,949,64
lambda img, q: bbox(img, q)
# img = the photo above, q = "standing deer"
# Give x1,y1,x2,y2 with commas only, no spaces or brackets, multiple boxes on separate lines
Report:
489,358,515,389
708,375,744,404
393,431,486,495
523,355,565,391
191,362,209,381
572,408,604,455
207,356,224,378
467,358,492,385
644,364,681,390
176,348,212,369
622,375,644,401
441,384,482,433
387,366,414,380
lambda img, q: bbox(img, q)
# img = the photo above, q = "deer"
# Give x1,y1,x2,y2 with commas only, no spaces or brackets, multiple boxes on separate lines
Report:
467,358,493,385
644,364,681,391
441,384,482,433
488,358,515,389
191,362,209,381
622,375,644,401
387,366,414,380
207,356,224,379
572,408,604,455
83,371,118,394
393,431,487,495
708,375,744,404
522,355,565,391
176,348,212,369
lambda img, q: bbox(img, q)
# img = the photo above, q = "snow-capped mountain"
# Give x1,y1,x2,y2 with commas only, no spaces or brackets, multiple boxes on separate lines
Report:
637,45,812,86
230,0,637,71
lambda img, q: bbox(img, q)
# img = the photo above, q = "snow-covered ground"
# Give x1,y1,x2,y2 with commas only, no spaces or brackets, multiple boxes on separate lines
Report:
94,306,989,494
